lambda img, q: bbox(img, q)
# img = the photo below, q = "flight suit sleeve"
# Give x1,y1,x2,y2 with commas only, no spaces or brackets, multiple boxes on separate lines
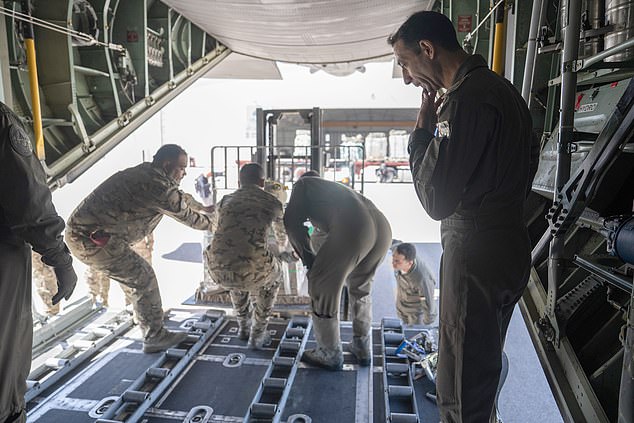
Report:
416,261,437,320
527,131,540,197
0,113,72,269
283,181,314,268
159,187,214,231
408,99,499,220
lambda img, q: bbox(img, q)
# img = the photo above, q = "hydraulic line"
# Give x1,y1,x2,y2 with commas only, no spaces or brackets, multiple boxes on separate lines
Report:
20,1,44,160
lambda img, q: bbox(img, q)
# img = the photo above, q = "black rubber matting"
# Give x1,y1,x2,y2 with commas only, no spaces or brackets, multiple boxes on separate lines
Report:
373,371,386,423
414,376,439,422
69,351,159,400
281,368,357,422
204,344,276,360
33,409,94,423
158,360,267,417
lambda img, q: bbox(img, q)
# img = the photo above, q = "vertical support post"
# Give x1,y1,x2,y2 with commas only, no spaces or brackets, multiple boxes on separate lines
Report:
546,0,582,343
256,108,266,167
310,107,321,173
521,0,545,105
21,0,45,160
492,0,506,75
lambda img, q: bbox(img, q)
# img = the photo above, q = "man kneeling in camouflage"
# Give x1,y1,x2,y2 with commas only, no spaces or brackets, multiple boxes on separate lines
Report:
206,163,289,349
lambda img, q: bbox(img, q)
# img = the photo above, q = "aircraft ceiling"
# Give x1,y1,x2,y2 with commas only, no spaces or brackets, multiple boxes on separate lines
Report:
161,0,435,76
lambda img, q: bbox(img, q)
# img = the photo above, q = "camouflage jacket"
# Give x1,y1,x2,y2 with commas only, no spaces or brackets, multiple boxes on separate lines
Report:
209,184,284,275
67,162,213,244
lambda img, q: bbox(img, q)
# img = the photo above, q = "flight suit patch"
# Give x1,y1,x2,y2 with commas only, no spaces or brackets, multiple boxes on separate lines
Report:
9,125,33,156
436,121,451,138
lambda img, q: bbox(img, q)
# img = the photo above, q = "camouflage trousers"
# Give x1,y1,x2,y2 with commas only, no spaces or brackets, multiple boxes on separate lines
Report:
211,261,282,335
31,251,59,315
84,235,153,307
66,230,163,340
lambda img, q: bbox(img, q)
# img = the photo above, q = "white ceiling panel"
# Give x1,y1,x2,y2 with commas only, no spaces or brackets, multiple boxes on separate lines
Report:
161,0,435,65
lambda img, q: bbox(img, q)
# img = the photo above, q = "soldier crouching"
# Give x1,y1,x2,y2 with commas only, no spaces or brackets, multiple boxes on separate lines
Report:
206,164,293,349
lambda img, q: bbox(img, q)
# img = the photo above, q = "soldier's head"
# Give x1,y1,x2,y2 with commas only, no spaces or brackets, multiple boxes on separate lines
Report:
239,163,265,188
392,242,416,273
388,11,466,90
300,170,320,178
153,144,188,184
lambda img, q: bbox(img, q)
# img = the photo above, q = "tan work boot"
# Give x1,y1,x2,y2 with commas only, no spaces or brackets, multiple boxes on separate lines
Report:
302,315,343,371
143,328,188,353
248,329,271,349
348,335,371,366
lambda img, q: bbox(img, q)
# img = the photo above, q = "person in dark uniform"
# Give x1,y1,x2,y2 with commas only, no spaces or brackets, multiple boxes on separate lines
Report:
389,12,539,423
0,101,77,423
284,174,392,370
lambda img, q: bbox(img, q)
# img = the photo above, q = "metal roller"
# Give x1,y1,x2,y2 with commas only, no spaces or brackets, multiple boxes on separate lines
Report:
91,328,113,337
291,316,310,327
26,380,39,389
382,318,402,329
386,363,410,375
95,420,124,423
388,385,413,397
44,358,70,368
194,320,212,331
385,347,399,356
389,412,419,423
383,332,404,345
250,402,277,418
146,367,170,379
273,356,295,367
166,348,187,358
72,339,96,350
280,340,301,352
263,377,287,390
285,328,305,339
122,390,150,403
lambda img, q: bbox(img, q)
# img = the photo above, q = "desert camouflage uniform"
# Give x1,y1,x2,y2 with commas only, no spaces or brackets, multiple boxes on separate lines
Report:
31,251,60,315
66,162,213,340
85,234,154,307
206,184,285,338
395,256,437,325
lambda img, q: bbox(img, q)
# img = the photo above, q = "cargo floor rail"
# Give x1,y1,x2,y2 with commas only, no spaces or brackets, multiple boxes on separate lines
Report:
244,316,312,423
95,310,225,423
26,310,134,403
381,318,420,423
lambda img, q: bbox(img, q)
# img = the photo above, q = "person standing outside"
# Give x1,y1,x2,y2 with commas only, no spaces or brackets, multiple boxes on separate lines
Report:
66,144,214,353
0,101,77,423
206,164,287,348
392,242,437,326
389,11,538,422
284,174,392,370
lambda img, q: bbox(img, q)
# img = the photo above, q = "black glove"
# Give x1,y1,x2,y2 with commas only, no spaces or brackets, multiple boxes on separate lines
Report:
51,265,78,305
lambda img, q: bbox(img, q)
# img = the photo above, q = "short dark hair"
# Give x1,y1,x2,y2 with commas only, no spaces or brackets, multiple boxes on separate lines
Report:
239,163,265,186
388,11,461,53
395,242,417,262
301,170,320,178
153,144,187,164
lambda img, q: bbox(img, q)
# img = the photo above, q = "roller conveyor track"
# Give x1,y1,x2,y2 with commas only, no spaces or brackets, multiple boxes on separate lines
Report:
381,318,420,423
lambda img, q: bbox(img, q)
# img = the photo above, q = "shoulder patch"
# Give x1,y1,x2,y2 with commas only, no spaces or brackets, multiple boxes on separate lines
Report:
9,124,33,156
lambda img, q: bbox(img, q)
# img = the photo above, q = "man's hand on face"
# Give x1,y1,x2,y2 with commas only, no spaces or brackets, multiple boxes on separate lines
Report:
415,87,439,133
